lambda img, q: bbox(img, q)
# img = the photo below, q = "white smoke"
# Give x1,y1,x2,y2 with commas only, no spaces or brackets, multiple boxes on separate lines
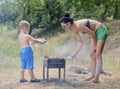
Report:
53,33,91,60
54,39,76,56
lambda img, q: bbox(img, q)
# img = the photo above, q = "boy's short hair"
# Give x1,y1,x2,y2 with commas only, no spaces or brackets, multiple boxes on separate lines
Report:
19,20,30,29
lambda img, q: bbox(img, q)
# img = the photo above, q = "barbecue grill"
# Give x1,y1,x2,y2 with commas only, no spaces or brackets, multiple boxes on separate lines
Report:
42,56,66,81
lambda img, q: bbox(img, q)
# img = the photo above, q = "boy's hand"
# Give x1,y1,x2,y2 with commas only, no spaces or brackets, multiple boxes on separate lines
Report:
38,38,48,44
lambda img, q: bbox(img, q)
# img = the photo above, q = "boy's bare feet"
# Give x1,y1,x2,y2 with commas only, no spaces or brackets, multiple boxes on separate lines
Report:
90,79,99,83
20,79,28,83
30,78,40,83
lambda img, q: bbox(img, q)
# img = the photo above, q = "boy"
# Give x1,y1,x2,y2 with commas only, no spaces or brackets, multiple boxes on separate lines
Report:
18,20,47,83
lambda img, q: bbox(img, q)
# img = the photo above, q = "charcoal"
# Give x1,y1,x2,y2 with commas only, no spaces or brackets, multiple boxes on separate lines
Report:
44,55,48,58
44,56,64,60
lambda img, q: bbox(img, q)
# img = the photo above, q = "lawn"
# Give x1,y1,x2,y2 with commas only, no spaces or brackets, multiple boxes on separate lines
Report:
0,20,120,89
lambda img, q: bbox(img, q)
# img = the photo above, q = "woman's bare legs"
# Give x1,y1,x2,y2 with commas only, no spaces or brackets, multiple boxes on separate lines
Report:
84,40,96,81
91,40,106,83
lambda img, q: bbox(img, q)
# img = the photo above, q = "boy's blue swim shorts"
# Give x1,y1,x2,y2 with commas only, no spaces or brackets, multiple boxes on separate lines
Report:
20,46,34,69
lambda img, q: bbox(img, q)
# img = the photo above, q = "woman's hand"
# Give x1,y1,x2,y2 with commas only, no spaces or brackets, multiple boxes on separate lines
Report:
71,55,77,59
66,55,77,60
69,33,83,60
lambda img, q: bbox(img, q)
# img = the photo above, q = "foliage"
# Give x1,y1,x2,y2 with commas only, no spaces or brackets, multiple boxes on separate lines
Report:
0,0,18,25
0,0,120,35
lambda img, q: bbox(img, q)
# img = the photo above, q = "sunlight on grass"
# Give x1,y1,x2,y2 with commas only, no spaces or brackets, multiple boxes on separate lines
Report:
0,21,120,89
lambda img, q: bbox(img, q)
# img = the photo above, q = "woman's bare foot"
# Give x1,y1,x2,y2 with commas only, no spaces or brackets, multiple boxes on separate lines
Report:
83,76,94,81
90,79,99,83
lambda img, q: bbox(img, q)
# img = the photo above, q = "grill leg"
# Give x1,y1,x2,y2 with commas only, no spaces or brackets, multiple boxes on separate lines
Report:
59,68,61,79
43,66,45,80
63,67,66,81
47,68,49,82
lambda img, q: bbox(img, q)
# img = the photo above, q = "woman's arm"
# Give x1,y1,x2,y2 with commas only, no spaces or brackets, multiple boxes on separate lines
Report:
71,33,83,58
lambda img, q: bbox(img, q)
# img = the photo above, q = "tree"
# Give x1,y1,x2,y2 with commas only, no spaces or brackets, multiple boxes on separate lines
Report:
1,0,120,36
113,0,120,19
0,0,18,25
16,0,65,34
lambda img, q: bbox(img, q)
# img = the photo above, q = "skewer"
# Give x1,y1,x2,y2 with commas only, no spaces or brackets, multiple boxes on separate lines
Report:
40,57,45,59
39,56,73,60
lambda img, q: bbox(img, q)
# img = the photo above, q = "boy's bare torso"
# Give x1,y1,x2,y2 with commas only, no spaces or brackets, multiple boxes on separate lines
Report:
19,32,30,48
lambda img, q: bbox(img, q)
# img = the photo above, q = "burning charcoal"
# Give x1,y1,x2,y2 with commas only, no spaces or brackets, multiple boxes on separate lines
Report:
48,56,52,59
55,57,57,59
44,55,48,58
56,56,62,60
55,57,57,60
53,57,56,60
51,57,55,60
51,56,57,60
57,56,60,59
49,57,52,59
57,56,59,59
60,57,64,60
55,57,58,60
59,57,61,59
49,57,52,60
43,55,65,60
59,56,62,59
56,57,59,60
47,57,50,59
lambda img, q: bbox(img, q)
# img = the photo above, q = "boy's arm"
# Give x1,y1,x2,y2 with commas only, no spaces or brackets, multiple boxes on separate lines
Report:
27,35,46,44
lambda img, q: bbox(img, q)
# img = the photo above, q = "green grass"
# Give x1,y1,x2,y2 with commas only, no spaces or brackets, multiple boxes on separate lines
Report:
0,20,120,89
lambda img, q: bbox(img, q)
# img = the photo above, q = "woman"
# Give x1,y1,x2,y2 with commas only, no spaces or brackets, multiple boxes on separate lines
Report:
60,13,108,83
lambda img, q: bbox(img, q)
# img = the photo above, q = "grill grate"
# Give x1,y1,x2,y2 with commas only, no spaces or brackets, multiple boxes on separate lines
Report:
42,56,66,81
43,58,65,68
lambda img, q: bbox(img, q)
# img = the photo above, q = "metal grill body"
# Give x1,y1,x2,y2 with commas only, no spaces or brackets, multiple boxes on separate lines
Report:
43,58,66,81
